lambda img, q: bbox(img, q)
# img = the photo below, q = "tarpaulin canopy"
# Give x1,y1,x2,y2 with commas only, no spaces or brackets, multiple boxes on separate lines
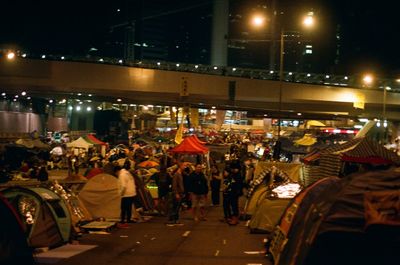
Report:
169,136,208,154
190,134,207,145
303,137,400,165
66,137,93,150
301,137,400,186
84,134,107,145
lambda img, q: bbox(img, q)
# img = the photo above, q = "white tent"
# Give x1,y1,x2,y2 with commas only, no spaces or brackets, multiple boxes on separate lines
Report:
66,137,93,150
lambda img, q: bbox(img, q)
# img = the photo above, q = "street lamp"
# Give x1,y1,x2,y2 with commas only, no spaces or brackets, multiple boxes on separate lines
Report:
251,14,266,28
277,12,315,142
362,73,389,142
250,11,315,159
6,51,15,60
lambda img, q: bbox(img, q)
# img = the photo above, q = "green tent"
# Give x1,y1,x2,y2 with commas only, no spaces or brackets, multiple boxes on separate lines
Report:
2,187,71,248
248,198,291,233
244,185,269,218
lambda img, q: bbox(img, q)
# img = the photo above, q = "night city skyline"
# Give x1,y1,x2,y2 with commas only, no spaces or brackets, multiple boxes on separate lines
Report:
1,0,400,77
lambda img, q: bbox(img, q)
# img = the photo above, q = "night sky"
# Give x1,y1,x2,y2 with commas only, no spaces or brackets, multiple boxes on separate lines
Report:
1,0,399,76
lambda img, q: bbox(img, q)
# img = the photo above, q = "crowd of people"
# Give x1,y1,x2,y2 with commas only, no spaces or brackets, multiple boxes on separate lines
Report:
110,154,255,228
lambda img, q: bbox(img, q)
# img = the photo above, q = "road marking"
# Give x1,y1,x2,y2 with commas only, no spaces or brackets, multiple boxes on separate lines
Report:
223,239,227,245
150,237,156,241
214,250,220,256
120,235,128,238
182,231,191,237
246,263,263,265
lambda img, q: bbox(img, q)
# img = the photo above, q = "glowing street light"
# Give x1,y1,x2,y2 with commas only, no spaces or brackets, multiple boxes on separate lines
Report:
251,14,266,28
248,10,317,159
7,52,15,60
362,74,374,86
303,13,315,28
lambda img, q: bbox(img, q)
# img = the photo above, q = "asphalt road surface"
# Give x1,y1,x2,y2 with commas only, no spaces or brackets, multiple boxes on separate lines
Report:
35,203,272,265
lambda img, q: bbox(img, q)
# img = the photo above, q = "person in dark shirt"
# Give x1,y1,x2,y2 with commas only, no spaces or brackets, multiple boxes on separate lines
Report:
153,167,171,216
189,163,209,221
182,165,193,210
166,163,185,226
222,161,244,225
37,165,48,182
210,165,222,206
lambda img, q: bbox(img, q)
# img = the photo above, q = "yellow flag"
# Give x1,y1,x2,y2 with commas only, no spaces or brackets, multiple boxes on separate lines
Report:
353,93,365,110
175,109,184,144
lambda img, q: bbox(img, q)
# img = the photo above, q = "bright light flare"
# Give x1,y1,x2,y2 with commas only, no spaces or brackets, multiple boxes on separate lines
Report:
303,15,314,27
363,74,374,85
7,52,15,60
251,15,266,27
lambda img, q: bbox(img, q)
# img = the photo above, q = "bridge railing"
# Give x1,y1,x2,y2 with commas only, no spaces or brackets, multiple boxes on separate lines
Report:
6,52,400,92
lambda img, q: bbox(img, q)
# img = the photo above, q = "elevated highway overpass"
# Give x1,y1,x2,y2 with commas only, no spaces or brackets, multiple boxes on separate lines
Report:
1,56,400,121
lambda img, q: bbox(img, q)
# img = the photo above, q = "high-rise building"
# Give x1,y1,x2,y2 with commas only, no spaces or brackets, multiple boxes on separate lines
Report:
103,0,335,73
106,0,212,63
228,0,318,72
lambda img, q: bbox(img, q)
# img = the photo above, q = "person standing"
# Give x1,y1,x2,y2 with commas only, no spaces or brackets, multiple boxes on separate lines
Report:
189,163,209,221
242,157,255,188
153,166,172,216
223,161,244,225
181,165,193,211
166,163,185,226
210,165,222,206
115,165,137,228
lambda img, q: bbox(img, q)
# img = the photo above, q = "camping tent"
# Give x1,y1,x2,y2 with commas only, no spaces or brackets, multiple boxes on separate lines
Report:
2,187,71,248
302,137,400,186
66,137,93,150
248,198,291,233
49,181,93,234
268,169,400,265
78,173,153,219
245,163,302,233
78,173,121,219
0,193,35,265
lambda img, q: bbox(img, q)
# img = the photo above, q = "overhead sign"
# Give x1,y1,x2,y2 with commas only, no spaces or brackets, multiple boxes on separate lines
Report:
180,77,189,97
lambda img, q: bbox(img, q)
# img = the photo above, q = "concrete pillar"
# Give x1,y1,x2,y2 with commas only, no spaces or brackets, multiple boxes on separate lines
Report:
211,0,229,66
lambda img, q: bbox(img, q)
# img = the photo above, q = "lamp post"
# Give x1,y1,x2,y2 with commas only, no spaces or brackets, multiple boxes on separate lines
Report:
251,12,315,159
383,86,390,142
362,73,389,143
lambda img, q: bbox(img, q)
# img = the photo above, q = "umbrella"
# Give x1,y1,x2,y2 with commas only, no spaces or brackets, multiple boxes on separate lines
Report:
306,120,326,127
137,160,159,168
50,146,64,156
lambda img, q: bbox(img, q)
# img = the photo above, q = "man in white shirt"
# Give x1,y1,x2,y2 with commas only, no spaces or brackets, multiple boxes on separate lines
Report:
115,165,137,228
